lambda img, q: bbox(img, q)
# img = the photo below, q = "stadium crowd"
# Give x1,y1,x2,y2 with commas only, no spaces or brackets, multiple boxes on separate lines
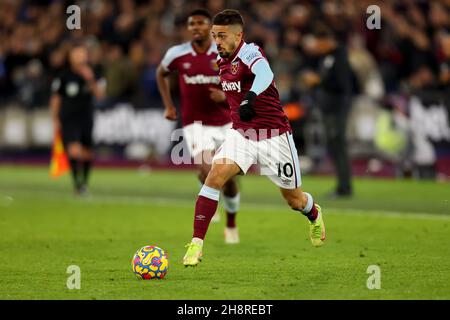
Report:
1,0,449,108
0,0,449,180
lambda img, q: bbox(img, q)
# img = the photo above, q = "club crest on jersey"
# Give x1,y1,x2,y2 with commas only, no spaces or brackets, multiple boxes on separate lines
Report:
231,61,239,74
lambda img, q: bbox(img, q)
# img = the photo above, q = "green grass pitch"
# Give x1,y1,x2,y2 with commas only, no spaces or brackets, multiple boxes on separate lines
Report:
0,165,449,299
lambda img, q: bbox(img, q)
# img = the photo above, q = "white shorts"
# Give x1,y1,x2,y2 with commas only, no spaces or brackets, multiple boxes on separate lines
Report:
183,122,232,158
213,128,302,189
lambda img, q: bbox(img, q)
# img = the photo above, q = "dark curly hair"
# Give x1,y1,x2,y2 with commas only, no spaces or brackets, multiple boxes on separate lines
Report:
212,9,244,27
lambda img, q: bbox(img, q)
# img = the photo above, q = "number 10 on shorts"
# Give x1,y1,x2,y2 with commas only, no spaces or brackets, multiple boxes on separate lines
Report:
277,162,294,178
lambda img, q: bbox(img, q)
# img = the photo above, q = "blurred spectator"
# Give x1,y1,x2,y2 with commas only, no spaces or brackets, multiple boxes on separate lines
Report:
104,42,133,102
13,58,47,108
301,23,354,197
348,34,384,100
439,31,450,89
0,0,448,110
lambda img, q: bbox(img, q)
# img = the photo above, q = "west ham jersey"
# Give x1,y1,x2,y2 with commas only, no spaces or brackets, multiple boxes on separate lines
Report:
217,40,291,139
161,41,230,127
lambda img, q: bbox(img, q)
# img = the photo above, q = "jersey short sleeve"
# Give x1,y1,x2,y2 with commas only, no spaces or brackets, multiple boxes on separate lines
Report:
238,43,265,70
160,43,192,72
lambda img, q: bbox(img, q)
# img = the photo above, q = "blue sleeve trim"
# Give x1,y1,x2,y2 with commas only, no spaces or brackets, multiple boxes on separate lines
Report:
249,59,274,95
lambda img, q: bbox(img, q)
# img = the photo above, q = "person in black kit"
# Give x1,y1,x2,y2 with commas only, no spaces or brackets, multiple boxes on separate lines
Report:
302,24,353,198
50,45,104,194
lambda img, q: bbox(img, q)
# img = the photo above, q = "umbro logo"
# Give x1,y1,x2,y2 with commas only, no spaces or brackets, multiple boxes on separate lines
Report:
195,215,206,221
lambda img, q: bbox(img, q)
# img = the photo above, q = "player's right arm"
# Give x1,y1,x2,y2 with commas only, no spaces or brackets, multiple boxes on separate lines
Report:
157,44,192,121
238,44,274,121
156,64,177,121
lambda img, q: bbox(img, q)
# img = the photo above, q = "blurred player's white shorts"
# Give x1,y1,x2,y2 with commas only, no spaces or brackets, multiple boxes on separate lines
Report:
183,122,232,158
213,128,302,189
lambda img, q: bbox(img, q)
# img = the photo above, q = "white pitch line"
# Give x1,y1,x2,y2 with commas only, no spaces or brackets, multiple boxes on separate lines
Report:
2,189,450,221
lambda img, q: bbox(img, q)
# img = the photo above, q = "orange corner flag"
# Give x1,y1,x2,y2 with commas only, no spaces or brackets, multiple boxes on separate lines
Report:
50,132,69,178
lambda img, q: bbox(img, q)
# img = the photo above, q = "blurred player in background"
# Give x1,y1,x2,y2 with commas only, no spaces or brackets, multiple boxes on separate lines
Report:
156,9,241,244
50,44,104,195
183,9,326,266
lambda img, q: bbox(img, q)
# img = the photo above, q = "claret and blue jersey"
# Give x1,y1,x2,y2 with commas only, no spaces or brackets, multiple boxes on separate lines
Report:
160,41,231,127
217,40,291,139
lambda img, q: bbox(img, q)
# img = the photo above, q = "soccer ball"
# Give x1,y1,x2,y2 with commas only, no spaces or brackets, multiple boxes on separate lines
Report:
132,245,169,279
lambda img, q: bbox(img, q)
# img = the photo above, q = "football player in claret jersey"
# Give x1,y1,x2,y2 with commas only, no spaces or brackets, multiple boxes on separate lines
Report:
156,9,241,244
183,9,326,266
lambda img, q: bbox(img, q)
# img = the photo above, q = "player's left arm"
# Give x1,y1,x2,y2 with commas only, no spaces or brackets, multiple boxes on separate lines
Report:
239,53,274,121
208,87,227,103
249,59,274,95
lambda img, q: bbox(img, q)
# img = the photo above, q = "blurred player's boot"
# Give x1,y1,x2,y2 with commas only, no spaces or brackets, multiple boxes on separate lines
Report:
183,241,203,267
309,204,326,247
75,184,90,197
210,211,220,223
325,190,352,199
224,227,239,244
